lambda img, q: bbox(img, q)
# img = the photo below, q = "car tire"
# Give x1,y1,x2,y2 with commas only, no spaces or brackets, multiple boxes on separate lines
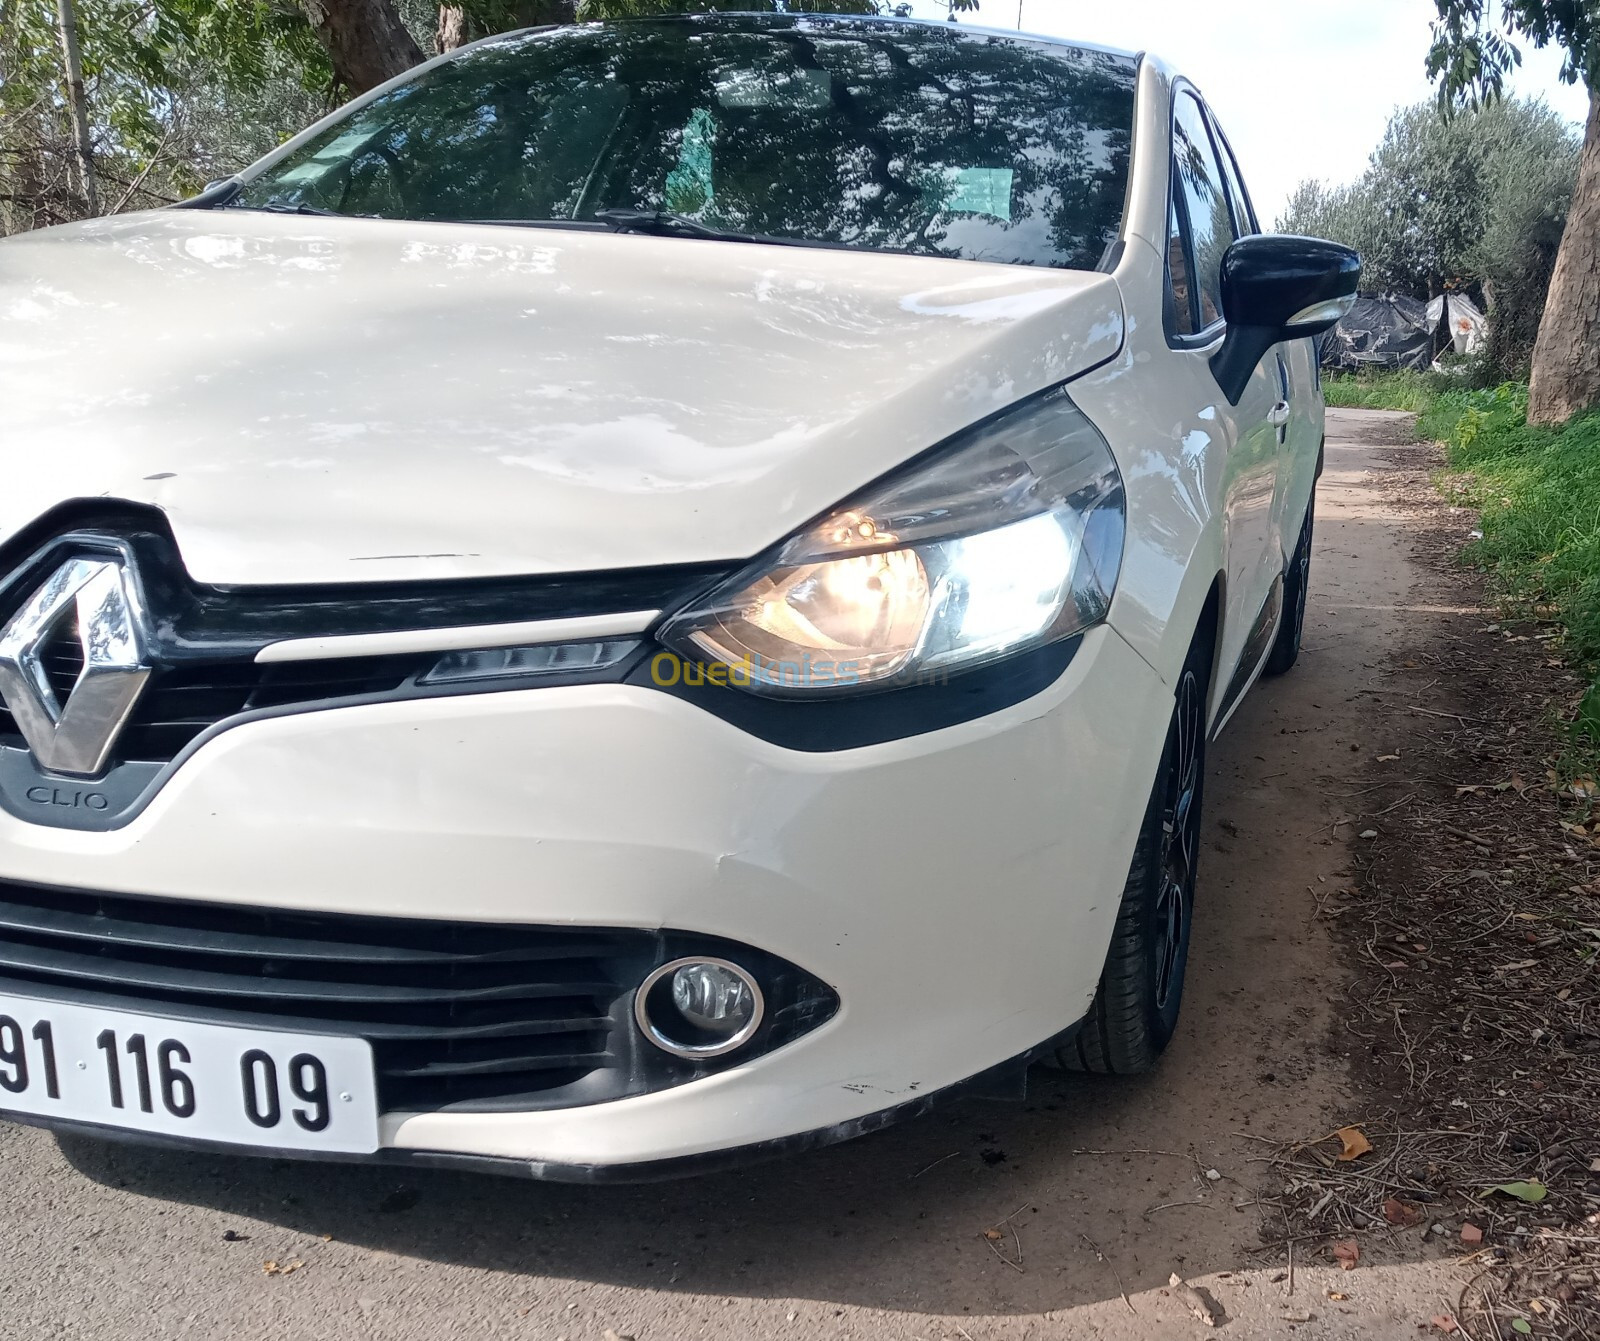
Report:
1263,490,1315,676
1059,629,1210,1075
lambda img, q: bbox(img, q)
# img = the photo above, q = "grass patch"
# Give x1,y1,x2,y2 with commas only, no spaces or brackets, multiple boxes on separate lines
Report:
1431,385,1600,657
1426,383,1600,743
1324,369,1451,412
1321,372,1600,758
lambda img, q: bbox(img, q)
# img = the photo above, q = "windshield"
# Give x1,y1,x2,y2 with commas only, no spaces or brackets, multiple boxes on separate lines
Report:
233,17,1136,271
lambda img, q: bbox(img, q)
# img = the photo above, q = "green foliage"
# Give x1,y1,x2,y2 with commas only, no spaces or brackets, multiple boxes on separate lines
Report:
1430,383,1600,674
1278,98,1578,297
1469,101,1579,374
1276,177,1371,254
0,0,333,228
1427,1,1599,106
1323,370,1452,412
1278,97,1578,379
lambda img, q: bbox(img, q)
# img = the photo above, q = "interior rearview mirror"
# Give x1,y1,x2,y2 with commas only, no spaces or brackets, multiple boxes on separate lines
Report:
1210,235,1362,405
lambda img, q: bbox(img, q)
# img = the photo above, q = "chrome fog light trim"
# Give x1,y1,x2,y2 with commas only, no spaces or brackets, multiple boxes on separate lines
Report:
633,956,766,1059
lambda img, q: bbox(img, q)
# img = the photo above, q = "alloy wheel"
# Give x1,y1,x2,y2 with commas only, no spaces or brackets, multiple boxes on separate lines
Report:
1288,506,1312,646
1154,668,1202,1010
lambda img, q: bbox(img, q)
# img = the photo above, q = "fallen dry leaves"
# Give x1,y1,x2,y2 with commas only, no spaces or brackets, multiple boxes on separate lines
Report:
1334,1127,1373,1162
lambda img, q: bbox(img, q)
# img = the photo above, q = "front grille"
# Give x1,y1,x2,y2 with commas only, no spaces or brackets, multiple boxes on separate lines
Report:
0,879,837,1113
37,620,85,707
0,655,420,765
0,515,734,776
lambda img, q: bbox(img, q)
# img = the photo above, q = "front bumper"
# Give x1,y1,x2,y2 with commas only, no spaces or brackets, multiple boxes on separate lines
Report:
0,624,1171,1173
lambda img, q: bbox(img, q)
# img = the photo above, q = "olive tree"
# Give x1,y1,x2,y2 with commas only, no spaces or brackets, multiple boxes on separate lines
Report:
0,0,331,230
1279,97,1579,377
1428,1,1600,423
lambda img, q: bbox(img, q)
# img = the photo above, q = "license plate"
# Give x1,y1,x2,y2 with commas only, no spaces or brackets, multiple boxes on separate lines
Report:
0,993,379,1153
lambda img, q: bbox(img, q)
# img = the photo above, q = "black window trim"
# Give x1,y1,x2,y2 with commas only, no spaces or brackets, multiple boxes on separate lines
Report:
1163,166,1202,340
1163,79,1228,350
1201,100,1259,238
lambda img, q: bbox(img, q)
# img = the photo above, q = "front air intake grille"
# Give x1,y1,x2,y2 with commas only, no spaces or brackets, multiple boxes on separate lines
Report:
0,515,735,776
37,619,86,707
0,655,421,766
0,879,839,1113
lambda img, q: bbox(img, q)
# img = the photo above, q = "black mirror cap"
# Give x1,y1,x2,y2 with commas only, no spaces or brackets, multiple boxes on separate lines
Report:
1221,234,1362,335
1210,235,1362,405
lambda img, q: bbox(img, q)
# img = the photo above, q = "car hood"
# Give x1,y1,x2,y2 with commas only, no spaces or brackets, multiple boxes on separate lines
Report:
0,210,1123,585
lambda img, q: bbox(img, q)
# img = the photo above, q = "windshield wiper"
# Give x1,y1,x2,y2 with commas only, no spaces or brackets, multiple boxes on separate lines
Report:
462,218,614,232
248,198,347,217
591,208,803,247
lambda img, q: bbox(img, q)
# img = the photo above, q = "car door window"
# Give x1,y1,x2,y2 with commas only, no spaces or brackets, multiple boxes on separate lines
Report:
1171,92,1230,329
1166,190,1196,336
1205,109,1258,237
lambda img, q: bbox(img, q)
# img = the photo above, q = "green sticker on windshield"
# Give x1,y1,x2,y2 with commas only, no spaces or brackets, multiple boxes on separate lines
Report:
665,107,716,214
944,167,1013,220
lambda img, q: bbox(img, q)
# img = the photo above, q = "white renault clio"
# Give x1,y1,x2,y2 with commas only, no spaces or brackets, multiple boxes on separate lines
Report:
0,14,1356,1178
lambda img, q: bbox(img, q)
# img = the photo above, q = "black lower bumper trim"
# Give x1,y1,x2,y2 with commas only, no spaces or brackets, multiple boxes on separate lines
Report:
3,1019,1083,1185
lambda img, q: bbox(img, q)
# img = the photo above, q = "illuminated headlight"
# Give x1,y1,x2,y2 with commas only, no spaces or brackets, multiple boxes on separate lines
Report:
659,390,1125,694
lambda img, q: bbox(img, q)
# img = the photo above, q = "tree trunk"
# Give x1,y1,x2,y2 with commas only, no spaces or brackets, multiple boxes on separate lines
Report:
436,2,572,57
1528,90,1600,425
436,6,468,54
300,0,426,96
54,0,98,215
514,1,577,25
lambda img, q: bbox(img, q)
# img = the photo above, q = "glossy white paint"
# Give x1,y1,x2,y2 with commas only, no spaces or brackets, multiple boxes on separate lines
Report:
0,27,1325,1172
0,626,1169,1164
1086,55,1321,709
0,211,1123,586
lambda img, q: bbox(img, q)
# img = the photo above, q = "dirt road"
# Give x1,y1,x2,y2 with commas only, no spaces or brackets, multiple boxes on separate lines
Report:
0,410,1469,1339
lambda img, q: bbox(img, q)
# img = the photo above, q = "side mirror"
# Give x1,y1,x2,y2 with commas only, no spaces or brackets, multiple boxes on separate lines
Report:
1210,235,1361,405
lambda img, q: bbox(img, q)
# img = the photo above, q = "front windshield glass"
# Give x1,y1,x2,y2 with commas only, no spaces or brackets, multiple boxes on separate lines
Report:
234,16,1136,271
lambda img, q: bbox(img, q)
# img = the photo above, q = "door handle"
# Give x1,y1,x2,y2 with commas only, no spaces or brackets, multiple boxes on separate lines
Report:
1268,401,1291,427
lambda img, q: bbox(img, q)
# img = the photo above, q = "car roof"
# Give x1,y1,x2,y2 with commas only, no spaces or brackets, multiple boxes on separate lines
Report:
595,11,1142,66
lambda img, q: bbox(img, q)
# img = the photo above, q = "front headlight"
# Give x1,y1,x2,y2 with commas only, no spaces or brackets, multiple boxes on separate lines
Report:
659,390,1125,695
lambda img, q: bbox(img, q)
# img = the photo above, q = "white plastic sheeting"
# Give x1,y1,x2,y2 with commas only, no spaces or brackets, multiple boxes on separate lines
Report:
1424,293,1486,355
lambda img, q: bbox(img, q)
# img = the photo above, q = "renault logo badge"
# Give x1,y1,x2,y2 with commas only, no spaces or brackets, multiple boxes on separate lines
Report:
0,558,151,777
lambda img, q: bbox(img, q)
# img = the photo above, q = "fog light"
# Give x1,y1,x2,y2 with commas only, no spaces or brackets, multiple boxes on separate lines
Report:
634,957,765,1059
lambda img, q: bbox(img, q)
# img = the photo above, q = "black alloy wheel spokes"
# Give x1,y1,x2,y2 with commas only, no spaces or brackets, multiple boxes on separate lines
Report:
1154,668,1203,1010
